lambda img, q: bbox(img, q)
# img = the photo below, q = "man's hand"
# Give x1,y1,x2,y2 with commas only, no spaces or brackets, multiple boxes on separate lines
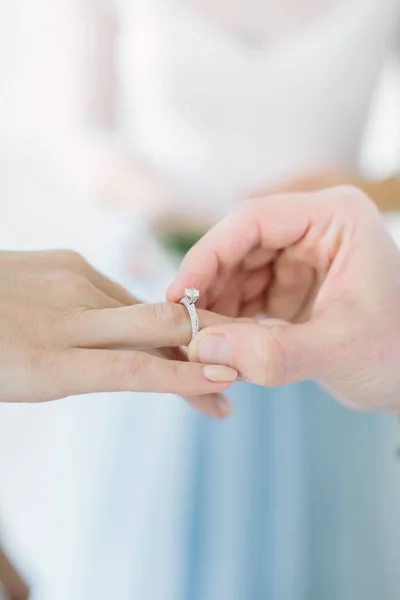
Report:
167,187,400,412
0,250,236,417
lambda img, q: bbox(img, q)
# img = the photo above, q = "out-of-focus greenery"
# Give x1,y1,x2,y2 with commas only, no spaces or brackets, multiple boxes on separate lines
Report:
157,229,206,257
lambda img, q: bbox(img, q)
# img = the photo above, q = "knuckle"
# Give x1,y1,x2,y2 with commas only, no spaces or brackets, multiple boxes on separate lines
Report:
40,270,66,288
253,327,286,387
332,185,377,214
111,351,150,387
52,249,87,270
60,273,91,300
62,249,86,266
27,350,61,402
243,196,265,216
169,359,185,382
151,302,185,329
39,272,96,317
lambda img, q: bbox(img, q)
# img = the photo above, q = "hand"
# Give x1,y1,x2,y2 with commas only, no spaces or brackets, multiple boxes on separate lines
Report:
0,545,30,600
167,187,400,412
0,250,236,416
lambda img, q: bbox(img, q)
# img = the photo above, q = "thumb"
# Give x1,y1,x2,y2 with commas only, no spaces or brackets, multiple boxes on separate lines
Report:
188,318,341,387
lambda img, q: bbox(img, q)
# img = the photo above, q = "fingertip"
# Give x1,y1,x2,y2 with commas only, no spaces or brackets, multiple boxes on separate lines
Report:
202,364,237,383
214,395,232,418
165,281,182,302
185,393,232,419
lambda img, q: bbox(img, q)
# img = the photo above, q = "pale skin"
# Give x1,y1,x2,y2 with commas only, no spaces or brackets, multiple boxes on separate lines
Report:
167,186,400,413
0,545,30,600
0,250,237,417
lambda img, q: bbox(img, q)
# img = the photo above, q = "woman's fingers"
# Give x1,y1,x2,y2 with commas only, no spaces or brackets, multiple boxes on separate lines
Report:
147,346,231,418
184,393,231,419
53,348,237,398
70,302,235,349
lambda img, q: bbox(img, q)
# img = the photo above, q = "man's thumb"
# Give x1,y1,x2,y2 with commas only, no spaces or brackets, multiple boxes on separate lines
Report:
188,319,335,387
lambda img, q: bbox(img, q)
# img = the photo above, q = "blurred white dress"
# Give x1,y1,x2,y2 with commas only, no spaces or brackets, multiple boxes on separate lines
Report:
1,1,400,600
119,0,392,212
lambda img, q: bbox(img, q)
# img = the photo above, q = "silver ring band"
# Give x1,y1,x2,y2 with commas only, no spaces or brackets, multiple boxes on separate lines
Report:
179,288,200,343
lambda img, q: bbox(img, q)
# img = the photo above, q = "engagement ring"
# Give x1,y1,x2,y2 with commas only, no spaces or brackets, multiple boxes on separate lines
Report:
180,287,200,343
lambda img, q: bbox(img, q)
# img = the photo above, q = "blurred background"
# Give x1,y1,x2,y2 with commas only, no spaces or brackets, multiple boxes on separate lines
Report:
1,1,400,599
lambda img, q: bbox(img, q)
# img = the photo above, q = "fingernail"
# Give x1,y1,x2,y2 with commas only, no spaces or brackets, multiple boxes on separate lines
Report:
202,365,237,383
198,335,231,366
214,396,231,417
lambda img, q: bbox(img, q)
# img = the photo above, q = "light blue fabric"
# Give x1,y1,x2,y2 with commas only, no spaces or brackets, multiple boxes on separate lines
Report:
78,380,400,600
179,381,400,600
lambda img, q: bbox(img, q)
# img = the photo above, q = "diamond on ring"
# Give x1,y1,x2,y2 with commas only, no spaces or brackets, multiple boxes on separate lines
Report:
184,287,200,304
180,288,200,342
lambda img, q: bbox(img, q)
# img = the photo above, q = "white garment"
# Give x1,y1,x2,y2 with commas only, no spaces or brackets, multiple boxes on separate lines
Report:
118,0,397,218
187,0,339,42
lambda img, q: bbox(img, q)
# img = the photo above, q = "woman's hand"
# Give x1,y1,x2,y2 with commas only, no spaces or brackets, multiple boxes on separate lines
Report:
0,250,236,416
167,187,400,412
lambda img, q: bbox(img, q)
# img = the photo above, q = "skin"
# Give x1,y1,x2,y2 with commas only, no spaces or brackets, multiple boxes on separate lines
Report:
0,546,29,600
167,186,400,414
0,250,238,417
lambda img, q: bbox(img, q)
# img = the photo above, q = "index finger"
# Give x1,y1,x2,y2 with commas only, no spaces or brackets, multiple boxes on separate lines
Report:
166,193,312,302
